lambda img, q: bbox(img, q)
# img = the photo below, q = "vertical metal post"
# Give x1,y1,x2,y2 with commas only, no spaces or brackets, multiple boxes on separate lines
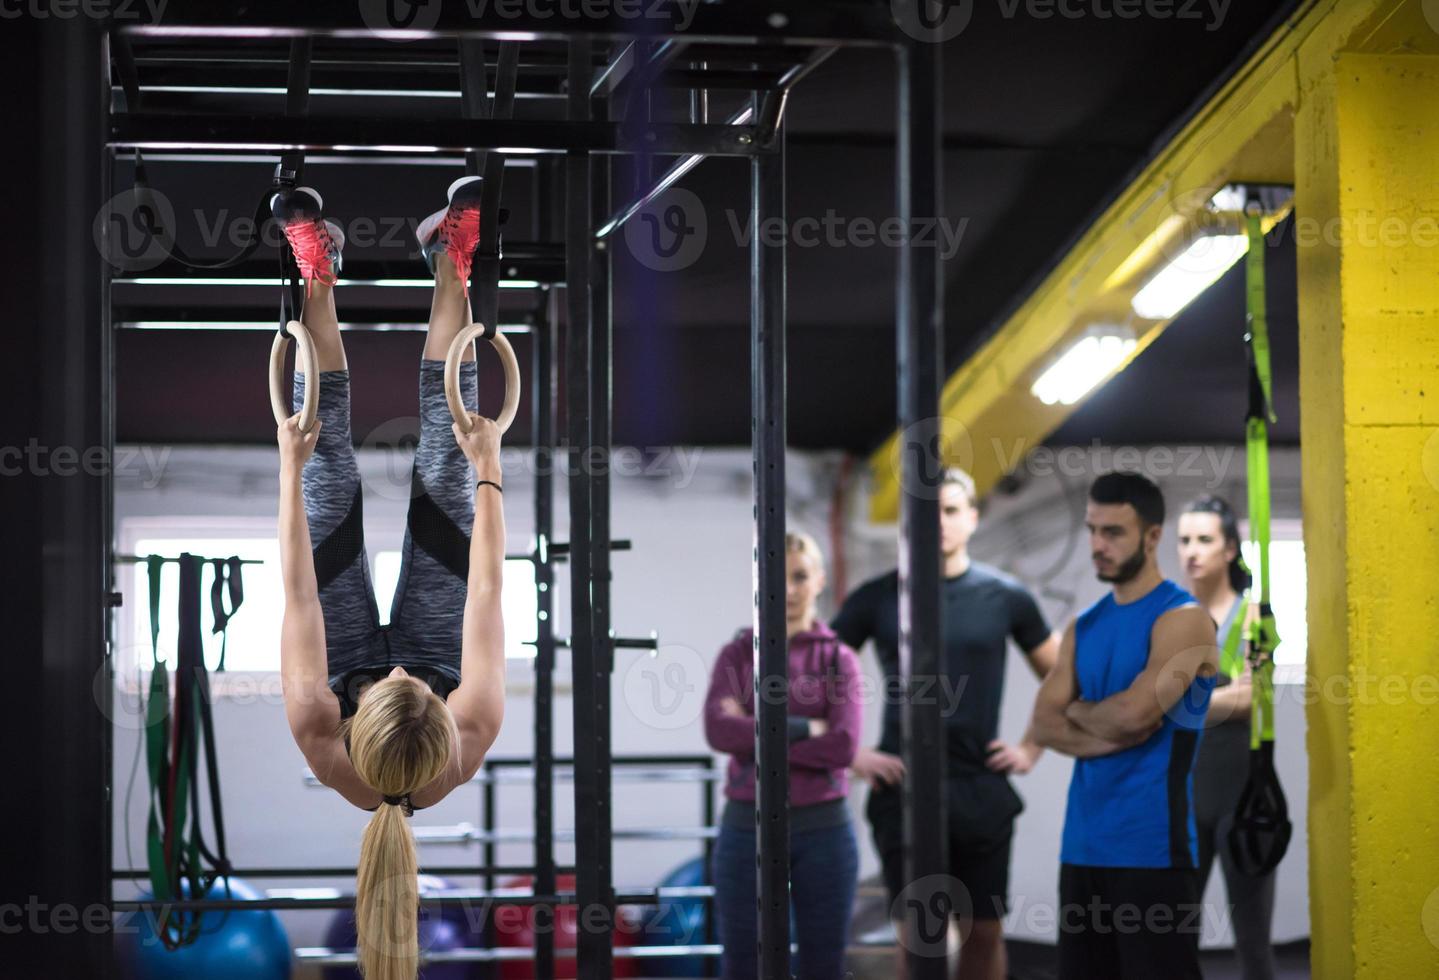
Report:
702,758,717,952
751,109,790,980
897,36,948,980
590,88,618,968
6,16,111,979
483,770,497,893
533,290,558,980
565,36,613,980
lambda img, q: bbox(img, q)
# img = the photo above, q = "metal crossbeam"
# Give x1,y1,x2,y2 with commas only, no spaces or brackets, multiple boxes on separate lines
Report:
110,114,765,156
116,1,902,45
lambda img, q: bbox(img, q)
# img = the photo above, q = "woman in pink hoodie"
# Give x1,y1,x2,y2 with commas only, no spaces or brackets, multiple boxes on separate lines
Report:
703,531,864,980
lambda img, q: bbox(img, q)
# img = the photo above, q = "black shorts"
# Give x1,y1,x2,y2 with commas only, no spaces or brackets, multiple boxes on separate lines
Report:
866,774,1021,921
1057,863,1203,980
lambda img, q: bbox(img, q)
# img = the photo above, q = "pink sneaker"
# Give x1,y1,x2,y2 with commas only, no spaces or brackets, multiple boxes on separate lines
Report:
416,175,484,297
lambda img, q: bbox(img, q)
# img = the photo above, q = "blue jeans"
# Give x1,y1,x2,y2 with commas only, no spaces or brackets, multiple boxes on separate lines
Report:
711,817,859,980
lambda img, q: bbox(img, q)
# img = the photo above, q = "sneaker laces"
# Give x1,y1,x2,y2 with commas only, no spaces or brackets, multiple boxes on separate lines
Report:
282,218,338,298
438,204,482,299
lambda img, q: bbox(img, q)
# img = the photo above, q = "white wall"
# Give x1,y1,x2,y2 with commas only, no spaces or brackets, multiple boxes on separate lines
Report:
111,442,1308,955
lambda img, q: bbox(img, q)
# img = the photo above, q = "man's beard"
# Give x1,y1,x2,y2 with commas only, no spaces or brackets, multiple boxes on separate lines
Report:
1096,544,1147,584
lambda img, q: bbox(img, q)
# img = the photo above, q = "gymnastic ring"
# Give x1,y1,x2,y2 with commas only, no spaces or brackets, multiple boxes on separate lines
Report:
269,319,319,434
444,321,521,435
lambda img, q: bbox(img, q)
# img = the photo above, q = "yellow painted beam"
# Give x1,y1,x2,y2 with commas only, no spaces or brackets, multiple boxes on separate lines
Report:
866,0,1428,522
1296,50,1439,979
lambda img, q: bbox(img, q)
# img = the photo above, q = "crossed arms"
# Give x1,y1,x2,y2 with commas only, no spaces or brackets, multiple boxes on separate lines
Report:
1030,605,1218,759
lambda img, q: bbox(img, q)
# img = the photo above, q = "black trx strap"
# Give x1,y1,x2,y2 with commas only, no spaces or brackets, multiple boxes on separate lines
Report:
458,39,518,341
1227,203,1292,877
276,38,313,340
208,557,245,673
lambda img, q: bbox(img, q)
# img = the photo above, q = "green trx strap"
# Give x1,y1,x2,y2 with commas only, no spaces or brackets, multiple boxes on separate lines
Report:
1219,593,1250,680
1227,206,1293,877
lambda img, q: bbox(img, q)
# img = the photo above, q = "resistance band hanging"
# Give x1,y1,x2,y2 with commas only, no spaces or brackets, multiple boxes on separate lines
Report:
142,555,233,949
1227,205,1293,877
209,557,246,673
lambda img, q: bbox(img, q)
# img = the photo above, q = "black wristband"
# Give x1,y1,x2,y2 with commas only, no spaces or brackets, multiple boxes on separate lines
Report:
476,479,503,494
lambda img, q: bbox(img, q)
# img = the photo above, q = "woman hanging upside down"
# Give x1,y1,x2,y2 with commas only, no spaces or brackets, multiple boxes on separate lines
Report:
274,177,503,980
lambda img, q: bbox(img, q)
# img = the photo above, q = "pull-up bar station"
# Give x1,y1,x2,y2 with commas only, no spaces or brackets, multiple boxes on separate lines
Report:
88,4,950,978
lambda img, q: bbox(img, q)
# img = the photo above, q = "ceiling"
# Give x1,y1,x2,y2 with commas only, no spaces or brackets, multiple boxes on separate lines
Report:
113,1,1302,455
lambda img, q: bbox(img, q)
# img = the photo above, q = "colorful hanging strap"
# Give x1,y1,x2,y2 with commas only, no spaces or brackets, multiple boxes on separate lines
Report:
1227,205,1292,877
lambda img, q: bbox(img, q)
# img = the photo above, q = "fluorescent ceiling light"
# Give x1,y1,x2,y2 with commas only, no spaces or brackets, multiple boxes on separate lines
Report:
1031,331,1137,407
1130,233,1247,320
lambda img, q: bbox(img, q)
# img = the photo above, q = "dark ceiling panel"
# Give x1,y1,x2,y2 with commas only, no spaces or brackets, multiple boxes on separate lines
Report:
111,1,1300,452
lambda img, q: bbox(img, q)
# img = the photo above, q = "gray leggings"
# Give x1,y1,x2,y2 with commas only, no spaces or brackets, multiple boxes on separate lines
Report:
294,360,479,692
1194,722,1278,980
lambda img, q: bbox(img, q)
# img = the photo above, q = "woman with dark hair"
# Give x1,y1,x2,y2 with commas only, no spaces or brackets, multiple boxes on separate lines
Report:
1178,495,1276,980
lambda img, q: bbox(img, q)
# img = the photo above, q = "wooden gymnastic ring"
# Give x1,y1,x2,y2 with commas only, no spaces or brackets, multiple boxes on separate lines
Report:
445,321,521,435
269,320,318,433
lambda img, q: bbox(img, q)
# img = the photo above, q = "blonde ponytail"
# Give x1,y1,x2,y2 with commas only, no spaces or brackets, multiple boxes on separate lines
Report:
355,804,421,980
346,676,457,980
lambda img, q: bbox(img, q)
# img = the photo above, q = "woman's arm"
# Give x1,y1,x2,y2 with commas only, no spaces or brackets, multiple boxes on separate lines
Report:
445,414,507,780
704,637,755,758
1205,600,1259,727
787,644,863,771
276,416,344,752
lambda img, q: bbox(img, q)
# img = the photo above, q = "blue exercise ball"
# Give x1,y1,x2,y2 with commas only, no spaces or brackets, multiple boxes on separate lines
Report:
321,874,479,980
115,876,290,980
638,857,711,978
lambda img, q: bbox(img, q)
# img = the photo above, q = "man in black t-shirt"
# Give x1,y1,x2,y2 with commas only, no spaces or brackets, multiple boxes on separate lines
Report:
833,468,1058,980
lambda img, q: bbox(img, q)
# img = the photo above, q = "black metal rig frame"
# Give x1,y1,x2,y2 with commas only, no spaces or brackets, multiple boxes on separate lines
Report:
56,4,950,978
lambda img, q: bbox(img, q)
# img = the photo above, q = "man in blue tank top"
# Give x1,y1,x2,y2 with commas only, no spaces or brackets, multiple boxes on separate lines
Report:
1031,471,1219,979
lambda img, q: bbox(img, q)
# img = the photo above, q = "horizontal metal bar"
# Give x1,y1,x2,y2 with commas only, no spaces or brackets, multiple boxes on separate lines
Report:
486,754,713,767
658,67,787,91
411,824,718,845
111,114,764,157
112,253,564,285
294,942,905,965
296,944,729,965
549,538,632,556
115,319,532,333
111,864,574,880
116,2,902,45
112,305,538,326
303,764,720,788
112,887,703,913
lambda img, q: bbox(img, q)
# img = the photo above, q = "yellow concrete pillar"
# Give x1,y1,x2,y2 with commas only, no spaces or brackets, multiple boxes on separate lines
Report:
1295,50,1439,978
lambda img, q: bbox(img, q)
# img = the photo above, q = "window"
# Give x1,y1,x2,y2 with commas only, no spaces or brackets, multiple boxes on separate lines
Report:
121,522,538,675
1240,536,1307,676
